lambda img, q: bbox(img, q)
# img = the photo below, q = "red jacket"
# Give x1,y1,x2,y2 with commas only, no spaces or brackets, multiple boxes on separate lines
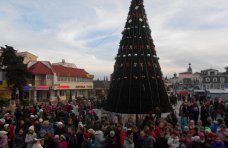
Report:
120,132,126,148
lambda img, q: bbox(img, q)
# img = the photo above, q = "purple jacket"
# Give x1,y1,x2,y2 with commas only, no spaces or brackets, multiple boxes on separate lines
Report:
211,141,225,148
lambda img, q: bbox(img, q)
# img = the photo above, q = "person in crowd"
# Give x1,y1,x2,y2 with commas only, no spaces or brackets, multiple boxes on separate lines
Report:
2,96,228,148
14,129,26,148
211,135,226,148
81,132,91,148
167,134,180,148
120,127,127,148
142,126,154,148
43,133,59,148
39,121,54,138
0,130,8,148
59,135,67,148
211,120,219,133
123,129,134,148
88,128,96,148
55,122,66,136
95,130,105,148
190,136,202,148
65,127,77,148
104,130,118,148
25,126,37,148
136,130,145,148
32,138,43,148
155,131,168,148
76,122,85,148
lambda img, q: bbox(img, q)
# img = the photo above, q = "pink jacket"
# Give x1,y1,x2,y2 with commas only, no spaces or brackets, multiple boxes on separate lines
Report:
59,141,68,148
0,135,9,148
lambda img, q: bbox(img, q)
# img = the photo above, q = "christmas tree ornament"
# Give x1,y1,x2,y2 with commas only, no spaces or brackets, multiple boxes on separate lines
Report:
135,6,139,10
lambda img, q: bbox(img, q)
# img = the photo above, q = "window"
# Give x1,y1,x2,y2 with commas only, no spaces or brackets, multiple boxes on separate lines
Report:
210,71,215,75
46,75,53,79
220,77,225,83
213,77,217,82
60,90,65,96
205,77,210,82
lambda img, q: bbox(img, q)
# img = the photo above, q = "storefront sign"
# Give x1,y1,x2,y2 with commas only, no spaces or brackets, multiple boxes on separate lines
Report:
76,85,86,88
57,85,70,89
23,86,32,90
75,85,93,89
36,86,49,90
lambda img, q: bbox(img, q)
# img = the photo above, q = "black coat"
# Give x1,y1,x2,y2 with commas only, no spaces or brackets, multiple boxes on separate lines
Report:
155,137,168,148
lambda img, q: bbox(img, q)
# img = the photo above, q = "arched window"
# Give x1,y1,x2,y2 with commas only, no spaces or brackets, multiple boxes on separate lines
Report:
206,77,210,82
213,77,217,82
220,77,225,83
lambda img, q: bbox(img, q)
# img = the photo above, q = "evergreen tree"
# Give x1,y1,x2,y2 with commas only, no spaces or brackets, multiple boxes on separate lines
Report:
0,45,28,100
105,0,171,113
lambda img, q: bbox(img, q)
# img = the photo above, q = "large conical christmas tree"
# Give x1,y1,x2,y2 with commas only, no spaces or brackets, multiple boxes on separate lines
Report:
105,0,172,114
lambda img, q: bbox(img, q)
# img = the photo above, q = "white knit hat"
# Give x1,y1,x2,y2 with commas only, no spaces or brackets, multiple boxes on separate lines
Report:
57,122,63,126
29,126,34,131
4,124,9,128
0,118,5,124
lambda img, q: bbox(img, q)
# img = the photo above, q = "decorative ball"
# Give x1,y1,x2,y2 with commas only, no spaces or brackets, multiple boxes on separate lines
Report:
128,19,132,23
139,18,143,22
135,6,139,10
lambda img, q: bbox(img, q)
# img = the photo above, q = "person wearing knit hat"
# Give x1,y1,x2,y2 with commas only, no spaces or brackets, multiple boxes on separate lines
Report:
3,124,9,129
191,136,201,147
30,115,35,119
25,126,37,148
0,118,5,124
39,118,43,123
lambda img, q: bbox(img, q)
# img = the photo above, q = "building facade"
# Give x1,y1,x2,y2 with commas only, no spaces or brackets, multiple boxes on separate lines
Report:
168,64,201,91
17,51,38,64
200,68,228,90
27,61,94,102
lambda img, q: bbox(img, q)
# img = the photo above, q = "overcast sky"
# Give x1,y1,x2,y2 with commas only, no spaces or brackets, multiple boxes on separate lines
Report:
0,0,228,79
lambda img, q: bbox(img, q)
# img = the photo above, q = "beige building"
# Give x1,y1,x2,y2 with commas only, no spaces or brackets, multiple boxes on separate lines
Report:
17,51,38,64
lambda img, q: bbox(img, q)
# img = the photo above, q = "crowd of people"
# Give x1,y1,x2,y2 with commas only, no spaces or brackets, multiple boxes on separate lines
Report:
0,96,228,148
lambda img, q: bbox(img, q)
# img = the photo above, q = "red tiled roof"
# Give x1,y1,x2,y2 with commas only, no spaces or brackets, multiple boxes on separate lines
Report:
28,62,53,75
52,65,88,77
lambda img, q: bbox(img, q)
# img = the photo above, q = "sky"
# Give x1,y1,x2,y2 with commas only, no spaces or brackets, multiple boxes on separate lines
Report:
0,0,228,79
